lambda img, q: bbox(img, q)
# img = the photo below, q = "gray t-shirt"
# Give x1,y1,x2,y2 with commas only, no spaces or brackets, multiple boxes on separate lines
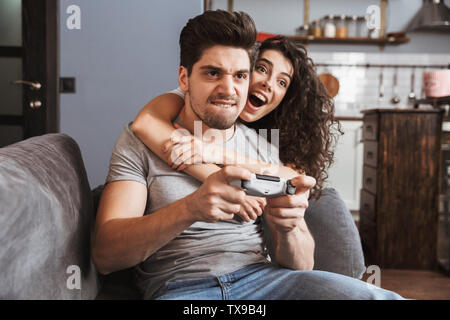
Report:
106,121,280,299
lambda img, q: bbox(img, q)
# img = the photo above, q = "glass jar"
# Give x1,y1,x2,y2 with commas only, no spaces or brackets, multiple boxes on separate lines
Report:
311,20,322,37
295,24,310,36
347,15,358,38
335,14,347,38
323,14,336,38
357,16,368,37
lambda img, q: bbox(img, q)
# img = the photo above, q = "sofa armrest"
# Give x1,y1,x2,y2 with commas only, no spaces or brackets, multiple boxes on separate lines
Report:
0,134,99,299
305,188,366,279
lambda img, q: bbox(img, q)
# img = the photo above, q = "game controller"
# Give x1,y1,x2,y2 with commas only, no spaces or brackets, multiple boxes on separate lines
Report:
230,173,296,198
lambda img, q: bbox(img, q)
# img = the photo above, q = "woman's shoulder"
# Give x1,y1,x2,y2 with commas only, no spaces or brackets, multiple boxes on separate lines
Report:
235,120,255,134
168,87,185,100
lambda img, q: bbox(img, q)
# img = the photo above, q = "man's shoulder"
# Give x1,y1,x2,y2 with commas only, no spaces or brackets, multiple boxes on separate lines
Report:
115,122,149,152
113,121,162,163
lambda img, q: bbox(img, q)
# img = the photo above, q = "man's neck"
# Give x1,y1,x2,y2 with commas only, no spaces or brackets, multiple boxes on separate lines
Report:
178,101,235,143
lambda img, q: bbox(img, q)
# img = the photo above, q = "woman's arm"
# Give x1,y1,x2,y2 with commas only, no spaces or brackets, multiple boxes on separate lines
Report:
131,93,222,182
132,93,302,181
166,132,302,180
131,93,264,222
223,152,302,179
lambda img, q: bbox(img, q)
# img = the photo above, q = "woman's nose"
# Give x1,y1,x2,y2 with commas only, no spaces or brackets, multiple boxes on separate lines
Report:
262,80,272,92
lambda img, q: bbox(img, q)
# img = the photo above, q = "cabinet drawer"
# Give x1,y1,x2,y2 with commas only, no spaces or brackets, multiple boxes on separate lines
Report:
363,165,377,194
363,141,378,167
362,115,378,141
360,189,375,214
359,189,377,264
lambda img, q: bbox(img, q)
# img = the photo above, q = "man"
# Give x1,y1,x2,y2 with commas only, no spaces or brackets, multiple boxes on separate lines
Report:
92,10,403,300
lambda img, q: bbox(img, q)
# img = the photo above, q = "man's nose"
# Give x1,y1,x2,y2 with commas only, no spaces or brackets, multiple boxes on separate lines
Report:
218,75,236,96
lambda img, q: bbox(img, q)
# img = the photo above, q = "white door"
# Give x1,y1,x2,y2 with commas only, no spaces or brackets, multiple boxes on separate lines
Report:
325,120,364,211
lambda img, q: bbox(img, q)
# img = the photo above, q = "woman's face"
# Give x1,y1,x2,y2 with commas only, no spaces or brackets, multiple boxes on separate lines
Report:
239,49,294,123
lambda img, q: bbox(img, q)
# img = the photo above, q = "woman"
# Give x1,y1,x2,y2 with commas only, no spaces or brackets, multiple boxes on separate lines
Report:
131,36,341,221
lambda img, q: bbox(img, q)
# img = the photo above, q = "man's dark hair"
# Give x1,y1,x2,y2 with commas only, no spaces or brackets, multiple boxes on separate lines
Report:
179,10,257,75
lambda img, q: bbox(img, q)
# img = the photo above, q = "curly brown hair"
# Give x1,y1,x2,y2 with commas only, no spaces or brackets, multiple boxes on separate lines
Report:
244,36,343,199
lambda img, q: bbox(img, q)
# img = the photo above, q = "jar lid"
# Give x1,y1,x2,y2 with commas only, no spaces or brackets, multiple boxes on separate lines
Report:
296,24,309,31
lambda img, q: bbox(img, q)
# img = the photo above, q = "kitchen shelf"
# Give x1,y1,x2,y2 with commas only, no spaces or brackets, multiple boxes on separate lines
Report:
413,96,450,108
286,35,410,45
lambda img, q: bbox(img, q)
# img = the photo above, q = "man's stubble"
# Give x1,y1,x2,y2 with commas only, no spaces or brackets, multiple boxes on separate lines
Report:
188,93,242,130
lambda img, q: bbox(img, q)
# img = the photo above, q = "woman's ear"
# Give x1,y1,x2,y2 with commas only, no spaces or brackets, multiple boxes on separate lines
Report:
178,66,189,92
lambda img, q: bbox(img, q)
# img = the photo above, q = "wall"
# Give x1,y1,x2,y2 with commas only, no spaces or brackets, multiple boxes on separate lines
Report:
213,0,450,53
59,0,202,188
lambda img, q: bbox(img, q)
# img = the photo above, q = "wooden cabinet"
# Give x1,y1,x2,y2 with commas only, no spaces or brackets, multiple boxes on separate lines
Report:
359,108,443,269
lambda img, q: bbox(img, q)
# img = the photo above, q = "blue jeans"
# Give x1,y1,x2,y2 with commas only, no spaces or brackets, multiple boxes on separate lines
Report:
153,262,404,300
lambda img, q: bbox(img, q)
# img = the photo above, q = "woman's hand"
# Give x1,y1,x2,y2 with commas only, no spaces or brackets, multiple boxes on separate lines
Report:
238,195,267,222
162,123,227,171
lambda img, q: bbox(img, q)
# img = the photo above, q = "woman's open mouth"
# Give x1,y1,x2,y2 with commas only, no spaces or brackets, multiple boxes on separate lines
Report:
247,92,267,112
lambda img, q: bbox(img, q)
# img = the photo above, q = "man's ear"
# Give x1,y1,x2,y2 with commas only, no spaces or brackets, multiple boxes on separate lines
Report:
178,66,189,92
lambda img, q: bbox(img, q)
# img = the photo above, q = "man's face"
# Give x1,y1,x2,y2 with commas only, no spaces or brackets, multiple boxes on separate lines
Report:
179,45,250,130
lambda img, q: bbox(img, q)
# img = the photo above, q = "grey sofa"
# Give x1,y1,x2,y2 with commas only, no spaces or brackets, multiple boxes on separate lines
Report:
0,133,365,299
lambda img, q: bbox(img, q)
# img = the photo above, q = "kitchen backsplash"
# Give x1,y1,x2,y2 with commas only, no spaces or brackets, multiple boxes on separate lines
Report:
309,52,449,118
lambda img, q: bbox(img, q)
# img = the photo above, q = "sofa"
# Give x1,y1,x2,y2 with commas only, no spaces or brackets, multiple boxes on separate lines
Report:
0,133,365,299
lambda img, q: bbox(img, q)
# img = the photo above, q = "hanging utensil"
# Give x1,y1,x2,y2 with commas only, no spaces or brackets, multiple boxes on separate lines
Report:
391,67,401,105
319,72,340,98
408,68,416,107
378,67,384,100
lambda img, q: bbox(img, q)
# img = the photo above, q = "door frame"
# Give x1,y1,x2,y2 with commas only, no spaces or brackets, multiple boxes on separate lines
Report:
0,0,59,141
44,0,59,134
23,0,59,136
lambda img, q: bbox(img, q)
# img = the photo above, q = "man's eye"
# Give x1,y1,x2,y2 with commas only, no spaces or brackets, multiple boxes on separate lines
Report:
236,73,248,80
207,71,219,77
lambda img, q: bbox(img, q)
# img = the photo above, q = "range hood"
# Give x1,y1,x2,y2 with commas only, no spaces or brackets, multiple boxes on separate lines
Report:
405,0,450,32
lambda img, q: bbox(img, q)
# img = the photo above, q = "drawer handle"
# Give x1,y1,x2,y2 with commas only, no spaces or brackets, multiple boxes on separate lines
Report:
363,203,371,210
365,177,373,185
366,151,374,159
365,125,373,133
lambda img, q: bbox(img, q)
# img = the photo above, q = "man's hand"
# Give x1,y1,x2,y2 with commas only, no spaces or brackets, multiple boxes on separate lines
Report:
263,175,316,270
264,175,316,234
185,166,255,223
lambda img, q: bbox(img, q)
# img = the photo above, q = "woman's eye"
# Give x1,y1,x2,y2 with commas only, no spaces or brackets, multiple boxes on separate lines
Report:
278,80,288,88
256,65,267,73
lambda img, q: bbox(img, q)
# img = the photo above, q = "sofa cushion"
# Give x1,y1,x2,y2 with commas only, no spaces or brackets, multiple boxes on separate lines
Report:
305,188,366,279
0,134,99,299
